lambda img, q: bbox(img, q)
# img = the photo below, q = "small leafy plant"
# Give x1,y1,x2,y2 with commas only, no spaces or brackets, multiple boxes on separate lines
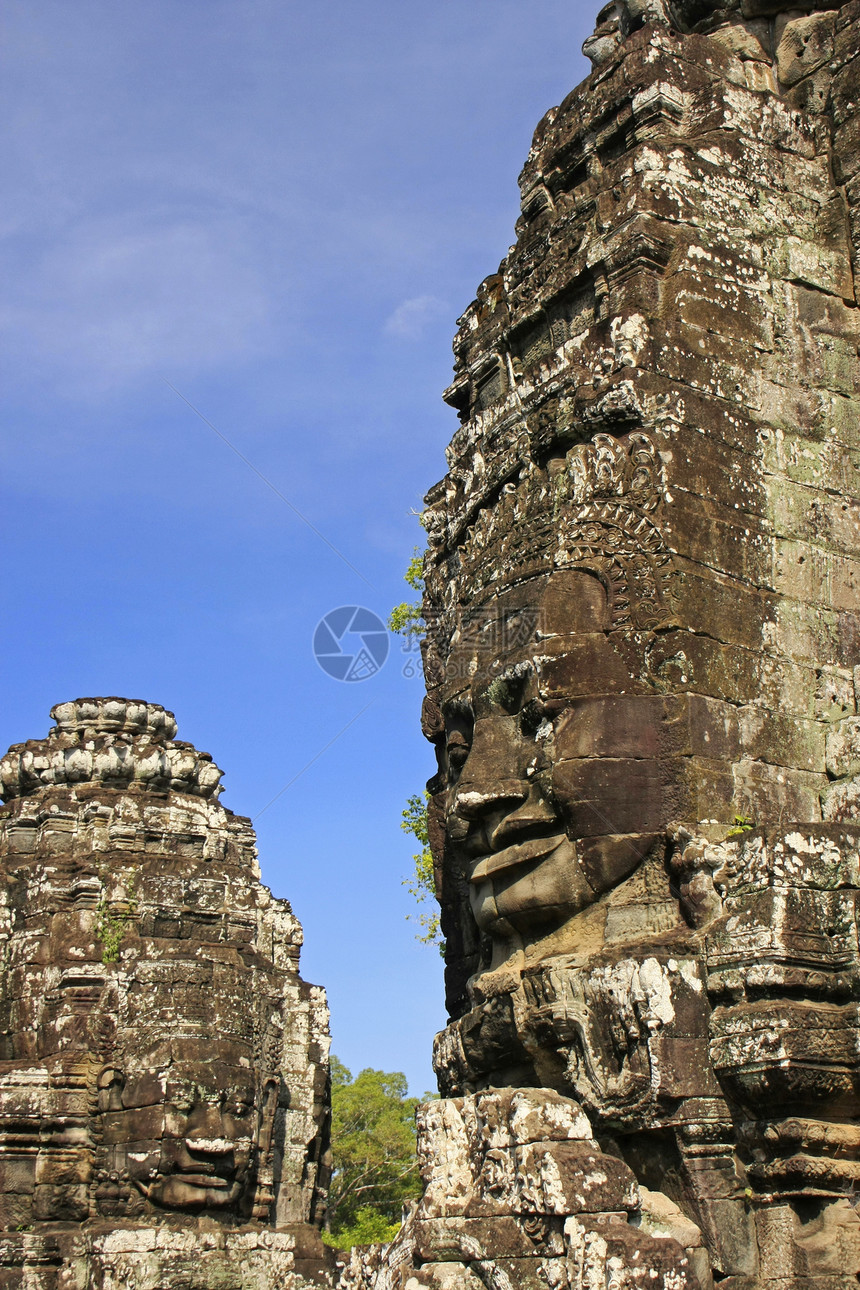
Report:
402,792,444,955
726,815,756,839
387,548,425,640
95,877,138,965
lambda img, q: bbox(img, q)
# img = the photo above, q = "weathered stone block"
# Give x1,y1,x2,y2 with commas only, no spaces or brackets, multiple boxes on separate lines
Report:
822,778,860,822
413,1215,564,1262
401,1264,485,1290
535,636,648,699
826,719,860,779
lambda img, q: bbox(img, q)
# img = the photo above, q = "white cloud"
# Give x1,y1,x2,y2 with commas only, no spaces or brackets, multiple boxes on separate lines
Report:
383,294,446,340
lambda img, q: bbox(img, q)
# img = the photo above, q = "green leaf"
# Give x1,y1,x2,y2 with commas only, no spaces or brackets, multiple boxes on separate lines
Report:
388,547,426,639
400,791,444,952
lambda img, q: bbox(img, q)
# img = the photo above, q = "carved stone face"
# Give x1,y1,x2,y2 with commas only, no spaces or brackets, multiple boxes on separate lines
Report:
582,0,847,72
99,1050,269,1213
0,700,332,1237
410,0,860,1280
436,570,663,958
0,965,277,1221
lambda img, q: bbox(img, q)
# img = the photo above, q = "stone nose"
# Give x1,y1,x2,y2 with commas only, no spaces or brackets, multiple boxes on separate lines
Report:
452,781,528,821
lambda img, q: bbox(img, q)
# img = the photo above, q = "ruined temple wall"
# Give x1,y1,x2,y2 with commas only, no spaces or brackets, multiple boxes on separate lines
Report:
834,3,860,274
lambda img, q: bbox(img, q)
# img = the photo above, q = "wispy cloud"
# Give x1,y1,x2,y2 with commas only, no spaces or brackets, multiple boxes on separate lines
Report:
0,213,273,394
384,294,446,340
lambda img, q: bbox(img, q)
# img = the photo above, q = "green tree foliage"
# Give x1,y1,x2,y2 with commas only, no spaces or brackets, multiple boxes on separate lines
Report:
327,1208,401,1249
401,792,444,954
387,548,425,639
324,1057,422,1248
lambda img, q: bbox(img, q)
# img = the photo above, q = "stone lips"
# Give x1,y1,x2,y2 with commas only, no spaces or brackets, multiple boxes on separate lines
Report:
0,699,333,1289
0,697,224,801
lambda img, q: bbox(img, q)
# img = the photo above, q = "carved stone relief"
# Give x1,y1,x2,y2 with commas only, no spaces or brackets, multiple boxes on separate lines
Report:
352,0,860,1285
0,699,333,1289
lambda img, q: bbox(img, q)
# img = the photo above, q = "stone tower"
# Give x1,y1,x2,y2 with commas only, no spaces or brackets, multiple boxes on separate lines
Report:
0,698,332,1288
342,2,860,1287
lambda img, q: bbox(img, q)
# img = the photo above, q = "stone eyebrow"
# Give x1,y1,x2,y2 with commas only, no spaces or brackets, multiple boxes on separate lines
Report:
443,698,474,722
494,661,533,684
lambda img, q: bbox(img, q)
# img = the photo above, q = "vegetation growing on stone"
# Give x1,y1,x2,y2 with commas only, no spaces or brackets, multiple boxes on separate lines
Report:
387,548,425,639
94,876,138,965
401,791,443,954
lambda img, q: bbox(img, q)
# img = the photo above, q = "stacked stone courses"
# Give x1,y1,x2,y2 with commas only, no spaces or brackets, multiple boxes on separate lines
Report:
0,699,332,1289
420,0,860,1020
347,2,860,1288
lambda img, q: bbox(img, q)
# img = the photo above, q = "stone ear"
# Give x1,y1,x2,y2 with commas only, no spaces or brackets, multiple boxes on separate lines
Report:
97,1067,125,1113
257,1078,281,1157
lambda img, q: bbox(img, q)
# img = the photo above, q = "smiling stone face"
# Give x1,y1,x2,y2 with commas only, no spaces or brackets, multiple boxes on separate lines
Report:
99,1047,264,1214
419,0,860,1036
0,700,332,1287
358,0,860,1285
437,571,662,960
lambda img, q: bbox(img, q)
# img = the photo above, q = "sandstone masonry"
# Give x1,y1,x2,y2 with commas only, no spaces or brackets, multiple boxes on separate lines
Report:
0,698,332,1289
350,1,860,1287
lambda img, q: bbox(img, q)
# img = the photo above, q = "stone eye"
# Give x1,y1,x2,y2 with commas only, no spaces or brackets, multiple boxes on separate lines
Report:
446,732,470,775
520,700,548,737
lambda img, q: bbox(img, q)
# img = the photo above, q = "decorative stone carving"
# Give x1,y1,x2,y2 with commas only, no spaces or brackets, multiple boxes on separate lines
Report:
352,0,860,1286
0,697,223,800
0,700,333,1288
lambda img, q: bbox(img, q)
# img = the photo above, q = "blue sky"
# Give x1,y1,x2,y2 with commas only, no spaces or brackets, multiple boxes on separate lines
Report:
0,0,593,1094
